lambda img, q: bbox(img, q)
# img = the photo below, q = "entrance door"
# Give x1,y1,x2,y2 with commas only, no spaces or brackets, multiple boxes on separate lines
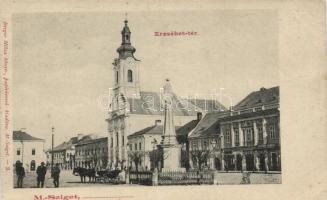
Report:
30,160,36,171
214,158,221,170
236,154,242,171
271,153,278,171
245,154,254,171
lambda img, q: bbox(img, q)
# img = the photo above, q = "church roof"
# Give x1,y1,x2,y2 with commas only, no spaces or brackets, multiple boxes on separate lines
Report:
127,91,226,116
13,130,44,141
234,86,279,110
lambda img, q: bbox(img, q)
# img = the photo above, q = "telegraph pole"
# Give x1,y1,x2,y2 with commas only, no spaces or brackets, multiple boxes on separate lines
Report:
51,126,55,170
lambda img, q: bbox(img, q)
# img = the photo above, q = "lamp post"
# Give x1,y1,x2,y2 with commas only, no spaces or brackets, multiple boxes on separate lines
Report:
151,139,158,170
51,126,55,171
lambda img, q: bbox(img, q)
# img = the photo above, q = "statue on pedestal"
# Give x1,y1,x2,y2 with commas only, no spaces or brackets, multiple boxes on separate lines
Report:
158,79,185,172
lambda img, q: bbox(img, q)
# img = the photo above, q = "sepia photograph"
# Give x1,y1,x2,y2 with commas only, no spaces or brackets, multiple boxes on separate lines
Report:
11,10,281,189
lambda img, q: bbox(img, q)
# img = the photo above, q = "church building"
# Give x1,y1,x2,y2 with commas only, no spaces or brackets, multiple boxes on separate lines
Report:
106,20,226,169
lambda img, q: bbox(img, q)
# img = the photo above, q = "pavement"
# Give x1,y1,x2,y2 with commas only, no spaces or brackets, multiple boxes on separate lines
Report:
13,170,281,188
13,170,119,188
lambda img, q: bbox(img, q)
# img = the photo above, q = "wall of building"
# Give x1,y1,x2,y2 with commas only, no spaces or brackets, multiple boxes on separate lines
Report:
13,140,46,172
75,139,108,169
108,113,196,169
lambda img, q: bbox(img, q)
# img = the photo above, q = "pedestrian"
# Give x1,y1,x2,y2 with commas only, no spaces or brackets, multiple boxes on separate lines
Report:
52,163,61,188
15,162,25,188
36,162,47,188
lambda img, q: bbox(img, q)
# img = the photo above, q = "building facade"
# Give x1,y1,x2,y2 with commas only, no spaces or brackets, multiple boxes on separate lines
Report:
188,87,281,172
49,134,95,169
13,131,46,172
126,120,164,171
107,20,226,169
220,87,280,172
75,137,108,169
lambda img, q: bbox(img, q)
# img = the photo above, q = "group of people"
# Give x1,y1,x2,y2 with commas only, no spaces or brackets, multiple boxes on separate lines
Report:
15,161,61,188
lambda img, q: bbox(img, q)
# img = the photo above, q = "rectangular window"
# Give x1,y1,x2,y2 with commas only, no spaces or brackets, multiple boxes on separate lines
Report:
269,124,277,139
122,136,125,146
32,148,35,155
258,126,264,143
129,144,132,151
116,133,119,147
17,149,20,155
134,143,137,151
139,143,142,150
111,138,113,147
225,129,231,143
244,128,254,146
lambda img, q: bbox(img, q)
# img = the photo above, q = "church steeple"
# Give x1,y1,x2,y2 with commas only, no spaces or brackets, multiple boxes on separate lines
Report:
117,20,136,59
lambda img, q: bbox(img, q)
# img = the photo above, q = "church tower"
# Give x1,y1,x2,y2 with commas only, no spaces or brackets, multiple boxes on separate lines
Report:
112,19,141,105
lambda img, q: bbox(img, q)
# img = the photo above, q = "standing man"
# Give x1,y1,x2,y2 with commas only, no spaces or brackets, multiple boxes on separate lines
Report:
15,162,25,188
36,162,47,188
52,163,61,188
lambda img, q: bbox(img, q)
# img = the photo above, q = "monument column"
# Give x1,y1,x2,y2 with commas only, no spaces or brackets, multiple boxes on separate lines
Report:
159,79,185,172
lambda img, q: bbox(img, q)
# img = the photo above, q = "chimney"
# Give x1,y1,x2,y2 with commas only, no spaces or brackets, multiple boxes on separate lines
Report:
197,112,202,121
155,120,162,126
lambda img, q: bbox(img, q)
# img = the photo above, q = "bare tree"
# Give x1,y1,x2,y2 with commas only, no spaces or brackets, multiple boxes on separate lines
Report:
128,151,143,172
190,149,210,171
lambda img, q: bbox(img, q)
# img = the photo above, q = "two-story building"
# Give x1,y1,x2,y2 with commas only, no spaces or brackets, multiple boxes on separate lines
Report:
75,137,108,169
188,86,281,172
13,130,46,172
49,134,95,169
220,87,280,172
127,120,178,171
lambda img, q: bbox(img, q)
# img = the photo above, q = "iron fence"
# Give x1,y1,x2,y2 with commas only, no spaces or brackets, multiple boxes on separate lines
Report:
158,170,214,185
129,171,153,185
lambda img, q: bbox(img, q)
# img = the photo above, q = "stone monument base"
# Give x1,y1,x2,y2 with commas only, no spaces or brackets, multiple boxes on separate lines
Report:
160,144,186,172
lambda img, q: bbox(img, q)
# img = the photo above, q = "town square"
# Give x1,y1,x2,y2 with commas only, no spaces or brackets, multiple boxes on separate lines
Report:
12,12,281,188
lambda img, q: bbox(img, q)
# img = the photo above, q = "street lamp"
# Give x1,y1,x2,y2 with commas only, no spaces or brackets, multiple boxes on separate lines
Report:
150,139,158,170
51,127,55,171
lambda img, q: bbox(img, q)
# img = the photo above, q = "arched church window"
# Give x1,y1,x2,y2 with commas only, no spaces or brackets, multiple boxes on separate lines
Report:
127,70,133,82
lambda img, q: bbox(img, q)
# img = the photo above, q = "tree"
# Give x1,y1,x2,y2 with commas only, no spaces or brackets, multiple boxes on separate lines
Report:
190,150,210,171
128,151,143,172
149,149,163,171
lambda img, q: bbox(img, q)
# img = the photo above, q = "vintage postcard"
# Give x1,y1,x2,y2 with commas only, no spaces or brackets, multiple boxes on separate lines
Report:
0,0,326,200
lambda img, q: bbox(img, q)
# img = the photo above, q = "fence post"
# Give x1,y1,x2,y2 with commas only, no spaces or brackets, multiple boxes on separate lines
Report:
125,170,130,184
152,168,158,186
197,170,200,185
213,170,219,185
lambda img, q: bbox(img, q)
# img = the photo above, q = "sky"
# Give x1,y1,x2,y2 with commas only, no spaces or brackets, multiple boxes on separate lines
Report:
12,10,278,149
